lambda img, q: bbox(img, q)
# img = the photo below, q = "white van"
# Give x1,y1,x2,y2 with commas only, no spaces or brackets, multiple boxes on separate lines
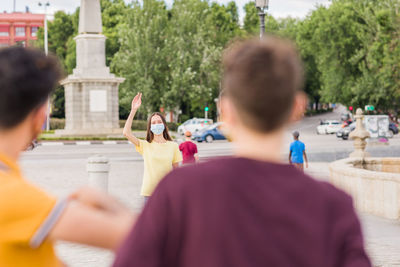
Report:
177,118,213,135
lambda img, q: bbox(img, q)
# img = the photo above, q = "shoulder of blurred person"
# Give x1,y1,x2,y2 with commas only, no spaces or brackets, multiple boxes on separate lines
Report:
113,36,370,267
0,47,133,265
156,157,345,200
114,156,370,267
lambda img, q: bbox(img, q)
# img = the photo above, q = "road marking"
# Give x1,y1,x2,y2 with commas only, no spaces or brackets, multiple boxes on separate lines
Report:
103,141,117,145
76,141,91,145
63,142,76,145
40,142,64,146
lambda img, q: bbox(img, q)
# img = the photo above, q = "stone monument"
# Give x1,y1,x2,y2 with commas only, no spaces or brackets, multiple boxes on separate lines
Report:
56,0,124,136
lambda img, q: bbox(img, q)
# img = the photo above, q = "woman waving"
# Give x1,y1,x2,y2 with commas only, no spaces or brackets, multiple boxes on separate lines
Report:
123,93,182,204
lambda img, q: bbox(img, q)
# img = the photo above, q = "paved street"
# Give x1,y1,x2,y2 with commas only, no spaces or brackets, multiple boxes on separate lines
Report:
19,110,400,267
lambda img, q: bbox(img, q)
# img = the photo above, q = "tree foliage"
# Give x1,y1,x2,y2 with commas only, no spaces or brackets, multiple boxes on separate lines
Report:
297,0,400,112
111,0,169,119
36,0,400,120
113,0,240,120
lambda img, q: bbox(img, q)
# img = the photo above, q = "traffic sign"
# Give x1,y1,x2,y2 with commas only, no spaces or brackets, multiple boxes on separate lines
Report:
365,105,375,111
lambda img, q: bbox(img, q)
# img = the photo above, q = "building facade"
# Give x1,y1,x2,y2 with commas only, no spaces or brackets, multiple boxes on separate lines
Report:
0,12,44,47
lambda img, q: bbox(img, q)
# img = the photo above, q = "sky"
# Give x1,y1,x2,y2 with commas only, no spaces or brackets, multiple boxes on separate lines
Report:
1,0,331,20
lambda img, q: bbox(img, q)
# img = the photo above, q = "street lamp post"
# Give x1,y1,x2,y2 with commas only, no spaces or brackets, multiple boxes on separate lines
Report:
38,2,50,55
255,0,269,39
39,1,50,131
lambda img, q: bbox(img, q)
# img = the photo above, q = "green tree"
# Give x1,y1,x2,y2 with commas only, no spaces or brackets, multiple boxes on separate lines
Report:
64,8,80,74
112,0,169,118
35,11,74,70
210,1,242,45
243,2,279,35
35,1,129,118
35,11,75,118
101,0,128,66
163,0,223,119
243,2,258,34
296,15,323,108
113,0,239,121
298,0,400,111
351,1,400,111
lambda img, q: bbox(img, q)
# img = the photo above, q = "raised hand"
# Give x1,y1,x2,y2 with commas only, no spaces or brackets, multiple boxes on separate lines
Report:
131,93,142,111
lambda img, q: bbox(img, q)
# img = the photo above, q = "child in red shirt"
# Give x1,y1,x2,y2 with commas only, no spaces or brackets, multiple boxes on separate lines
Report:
179,131,198,164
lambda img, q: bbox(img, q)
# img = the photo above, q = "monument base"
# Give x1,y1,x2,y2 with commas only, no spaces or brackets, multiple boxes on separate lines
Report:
54,128,124,138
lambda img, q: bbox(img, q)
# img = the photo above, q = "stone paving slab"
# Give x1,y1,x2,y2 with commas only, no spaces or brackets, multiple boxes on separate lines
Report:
18,159,400,267
20,159,144,267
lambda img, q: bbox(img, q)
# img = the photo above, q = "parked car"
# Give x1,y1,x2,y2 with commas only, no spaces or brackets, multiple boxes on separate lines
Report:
336,122,356,140
337,121,397,140
177,118,213,135
316,120,341,134
341,119,353,127
341,112,351,121
192,122,226,143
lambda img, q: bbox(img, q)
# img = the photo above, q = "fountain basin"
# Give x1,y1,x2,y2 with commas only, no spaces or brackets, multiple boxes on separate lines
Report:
329,158,400,220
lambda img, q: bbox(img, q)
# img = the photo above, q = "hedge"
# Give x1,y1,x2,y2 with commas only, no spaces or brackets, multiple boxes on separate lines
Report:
305,108,333,116
50,118,65,130
50,118,178,131
119,120,178,131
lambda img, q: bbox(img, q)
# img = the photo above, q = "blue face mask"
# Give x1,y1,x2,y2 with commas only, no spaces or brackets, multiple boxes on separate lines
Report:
151,123,165,135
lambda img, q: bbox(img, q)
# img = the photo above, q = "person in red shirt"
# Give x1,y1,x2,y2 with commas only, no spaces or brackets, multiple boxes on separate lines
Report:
113,37,371,267
179,131,198,164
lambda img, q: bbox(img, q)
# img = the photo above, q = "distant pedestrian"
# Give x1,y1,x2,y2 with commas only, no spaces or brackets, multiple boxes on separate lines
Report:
179,131,199,164
289,131,308,170
123,93,182,204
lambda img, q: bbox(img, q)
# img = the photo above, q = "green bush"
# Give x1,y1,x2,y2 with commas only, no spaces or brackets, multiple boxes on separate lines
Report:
119,120,178,131
50,118,65,130
305,108,333,117
166,122,178,131
49,118,178,131
179,114,190,123
119,120,148,130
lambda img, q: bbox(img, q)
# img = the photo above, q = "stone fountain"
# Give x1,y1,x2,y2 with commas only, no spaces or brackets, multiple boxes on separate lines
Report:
329,108,400,220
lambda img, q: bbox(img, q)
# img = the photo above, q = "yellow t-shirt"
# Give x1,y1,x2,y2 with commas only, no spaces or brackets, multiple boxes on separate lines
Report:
136,140,182,196
0,153,63,267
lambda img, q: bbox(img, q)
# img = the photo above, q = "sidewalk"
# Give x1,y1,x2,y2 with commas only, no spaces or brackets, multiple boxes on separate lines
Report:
307,163,400,267
20,160,400,267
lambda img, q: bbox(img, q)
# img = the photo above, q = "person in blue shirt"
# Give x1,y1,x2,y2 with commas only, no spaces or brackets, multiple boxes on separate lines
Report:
289,131,308,171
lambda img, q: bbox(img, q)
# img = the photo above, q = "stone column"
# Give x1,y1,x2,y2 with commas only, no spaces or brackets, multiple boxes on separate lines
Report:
57,0,125,137
87,155,110,192
78,0,102,34
349,108,370,158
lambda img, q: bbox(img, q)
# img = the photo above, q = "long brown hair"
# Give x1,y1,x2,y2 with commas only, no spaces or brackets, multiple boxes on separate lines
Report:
146,112,173,143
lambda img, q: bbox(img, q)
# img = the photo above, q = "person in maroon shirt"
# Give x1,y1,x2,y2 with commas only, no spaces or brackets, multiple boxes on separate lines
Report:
179,131,199,164
113,37,371,267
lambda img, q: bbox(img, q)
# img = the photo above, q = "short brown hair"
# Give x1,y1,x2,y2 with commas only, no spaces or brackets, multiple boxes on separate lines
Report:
222,36,303,133
146,112,173,143
0,47,63,129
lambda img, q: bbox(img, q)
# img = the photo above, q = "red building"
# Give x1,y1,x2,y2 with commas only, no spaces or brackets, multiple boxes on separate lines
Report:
0,12,45,47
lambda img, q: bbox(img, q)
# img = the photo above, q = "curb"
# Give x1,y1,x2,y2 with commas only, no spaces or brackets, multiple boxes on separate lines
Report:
38,141,130,146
